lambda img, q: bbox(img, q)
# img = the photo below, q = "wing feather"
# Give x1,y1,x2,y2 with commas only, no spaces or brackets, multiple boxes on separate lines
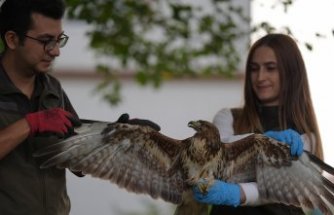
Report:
35,122,184,204
34,120,334,214
218,134,260,182
220,133,334,214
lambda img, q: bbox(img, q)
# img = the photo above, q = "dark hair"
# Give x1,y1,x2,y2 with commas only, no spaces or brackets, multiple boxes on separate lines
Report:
0,0,65,45
234,33,323,159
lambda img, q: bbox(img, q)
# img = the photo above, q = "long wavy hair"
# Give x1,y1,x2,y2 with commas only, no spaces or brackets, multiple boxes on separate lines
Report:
234,33,323,159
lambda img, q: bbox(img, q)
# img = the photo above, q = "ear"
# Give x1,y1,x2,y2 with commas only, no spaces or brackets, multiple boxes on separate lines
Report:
4,31,20,50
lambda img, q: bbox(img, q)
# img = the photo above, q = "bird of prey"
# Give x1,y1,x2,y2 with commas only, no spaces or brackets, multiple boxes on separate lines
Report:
34,119,334,215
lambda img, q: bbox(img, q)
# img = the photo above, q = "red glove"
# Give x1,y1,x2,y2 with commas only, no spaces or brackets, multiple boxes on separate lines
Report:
25,108,79,136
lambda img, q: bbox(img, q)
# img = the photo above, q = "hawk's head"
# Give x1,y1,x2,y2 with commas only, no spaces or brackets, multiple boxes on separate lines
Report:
188,120,211,131
188,120,221,152
188,120,210,131
188,120,220,139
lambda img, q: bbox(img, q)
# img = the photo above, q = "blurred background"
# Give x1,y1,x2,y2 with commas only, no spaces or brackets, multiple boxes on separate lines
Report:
48,0,334,214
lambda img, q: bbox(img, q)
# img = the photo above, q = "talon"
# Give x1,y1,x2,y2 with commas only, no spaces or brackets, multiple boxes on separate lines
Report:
197,178,209,194
198,183,208,194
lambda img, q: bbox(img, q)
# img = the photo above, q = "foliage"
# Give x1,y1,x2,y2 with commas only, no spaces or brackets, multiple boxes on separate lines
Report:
1,1,332,105
65,0,251,104
63,0,331,104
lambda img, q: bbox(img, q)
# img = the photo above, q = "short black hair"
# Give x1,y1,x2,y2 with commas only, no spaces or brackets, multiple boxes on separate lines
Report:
0,0,65,45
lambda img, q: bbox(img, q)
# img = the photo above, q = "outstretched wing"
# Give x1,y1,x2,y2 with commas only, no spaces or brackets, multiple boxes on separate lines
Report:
34,121,185,204
220,134,334,214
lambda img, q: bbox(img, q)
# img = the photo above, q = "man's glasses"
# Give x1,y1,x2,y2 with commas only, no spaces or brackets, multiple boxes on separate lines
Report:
24,33,69,52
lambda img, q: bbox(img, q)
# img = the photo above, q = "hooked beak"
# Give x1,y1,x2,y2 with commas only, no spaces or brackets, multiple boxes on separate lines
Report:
188,121,200,130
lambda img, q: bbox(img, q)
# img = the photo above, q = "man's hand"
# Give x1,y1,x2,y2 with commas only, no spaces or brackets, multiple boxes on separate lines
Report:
25,108,81,136
264,129,304,156
116,113,160,131
193,179,241,207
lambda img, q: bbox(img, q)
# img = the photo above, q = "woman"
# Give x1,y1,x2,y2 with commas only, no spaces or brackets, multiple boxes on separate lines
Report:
194,33,323,215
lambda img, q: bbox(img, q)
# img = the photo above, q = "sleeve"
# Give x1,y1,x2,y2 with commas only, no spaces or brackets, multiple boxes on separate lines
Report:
213,108,261,205
300,133,315,153
61,89,79,118
213,108,252,142
239,183,262,206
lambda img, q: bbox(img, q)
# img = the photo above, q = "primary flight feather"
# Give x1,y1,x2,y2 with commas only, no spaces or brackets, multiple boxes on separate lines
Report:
34,120,334,215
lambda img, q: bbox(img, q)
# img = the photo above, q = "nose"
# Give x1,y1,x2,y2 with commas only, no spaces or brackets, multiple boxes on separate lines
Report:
48,44,60,57
256,67,267,81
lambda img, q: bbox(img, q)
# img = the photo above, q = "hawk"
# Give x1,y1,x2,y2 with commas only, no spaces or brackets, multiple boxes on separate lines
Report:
34,120,334,215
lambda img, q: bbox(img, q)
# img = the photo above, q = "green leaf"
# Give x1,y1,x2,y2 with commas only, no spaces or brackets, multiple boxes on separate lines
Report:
305,42,313,51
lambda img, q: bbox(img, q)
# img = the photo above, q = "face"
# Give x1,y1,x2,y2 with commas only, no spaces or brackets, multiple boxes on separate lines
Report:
249,46,280,106
16,13,64,75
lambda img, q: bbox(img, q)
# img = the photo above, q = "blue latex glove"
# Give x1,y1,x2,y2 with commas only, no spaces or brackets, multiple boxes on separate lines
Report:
308,208,323,215
264,129,303,157
193,179,241,207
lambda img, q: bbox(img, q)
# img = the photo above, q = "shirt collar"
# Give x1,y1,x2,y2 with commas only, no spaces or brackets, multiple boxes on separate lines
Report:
0,58,60,100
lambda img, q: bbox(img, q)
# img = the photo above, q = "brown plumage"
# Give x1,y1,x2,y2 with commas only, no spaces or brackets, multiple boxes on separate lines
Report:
34,120,334,215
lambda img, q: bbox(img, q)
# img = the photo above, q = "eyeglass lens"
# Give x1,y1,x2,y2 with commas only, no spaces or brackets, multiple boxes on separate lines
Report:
45,35,68,51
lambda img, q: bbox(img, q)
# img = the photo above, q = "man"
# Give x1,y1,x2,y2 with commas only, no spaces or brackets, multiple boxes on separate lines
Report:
0,0,83,214
0,1,161,214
